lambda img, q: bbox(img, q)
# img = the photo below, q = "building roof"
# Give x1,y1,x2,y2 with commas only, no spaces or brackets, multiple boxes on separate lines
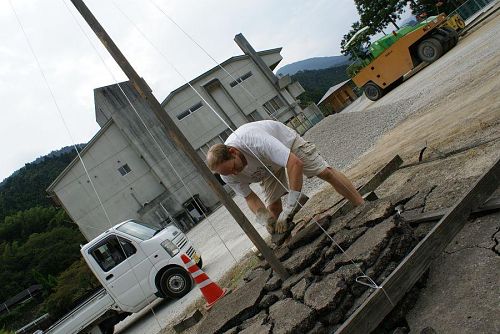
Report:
161,47,283,107
317,79,352,106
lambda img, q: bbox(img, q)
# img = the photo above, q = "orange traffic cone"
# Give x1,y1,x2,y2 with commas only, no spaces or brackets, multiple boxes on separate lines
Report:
180,253,228,309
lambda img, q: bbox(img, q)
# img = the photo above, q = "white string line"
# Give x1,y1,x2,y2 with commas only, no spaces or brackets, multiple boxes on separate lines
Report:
140,1,393,299
68,0,238,272
10,0,158,326
106,0,243,264
35,1,166,330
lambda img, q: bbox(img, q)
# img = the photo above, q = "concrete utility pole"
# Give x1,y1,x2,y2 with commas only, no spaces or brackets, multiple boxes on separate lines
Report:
70,0,289,279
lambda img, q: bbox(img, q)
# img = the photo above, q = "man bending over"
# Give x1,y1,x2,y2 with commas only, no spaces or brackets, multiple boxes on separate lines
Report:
207,120,364,239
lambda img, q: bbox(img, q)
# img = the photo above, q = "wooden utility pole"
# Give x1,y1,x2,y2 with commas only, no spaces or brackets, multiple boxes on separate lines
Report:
70,0,289,279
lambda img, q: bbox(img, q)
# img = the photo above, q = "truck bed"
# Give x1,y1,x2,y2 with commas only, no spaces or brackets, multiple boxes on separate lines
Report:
44,288,114,334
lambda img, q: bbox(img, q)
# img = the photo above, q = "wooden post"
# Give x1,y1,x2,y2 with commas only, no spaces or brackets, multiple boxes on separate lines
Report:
70,0,289,280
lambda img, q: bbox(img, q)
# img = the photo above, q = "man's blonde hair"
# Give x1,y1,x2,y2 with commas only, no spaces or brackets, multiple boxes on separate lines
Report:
207,144,232,171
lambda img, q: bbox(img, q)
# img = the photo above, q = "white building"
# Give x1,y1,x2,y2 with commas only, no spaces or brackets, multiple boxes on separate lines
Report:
47,35,323,240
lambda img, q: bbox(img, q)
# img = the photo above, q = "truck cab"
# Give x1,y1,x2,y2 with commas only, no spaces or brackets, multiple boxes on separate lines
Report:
44,220,201,334
82,220,201,313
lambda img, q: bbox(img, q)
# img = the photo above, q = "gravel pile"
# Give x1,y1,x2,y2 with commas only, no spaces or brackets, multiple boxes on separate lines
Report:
301,96,420,195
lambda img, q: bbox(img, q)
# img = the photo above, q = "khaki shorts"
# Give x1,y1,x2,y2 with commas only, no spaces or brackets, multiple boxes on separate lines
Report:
260,136,329,206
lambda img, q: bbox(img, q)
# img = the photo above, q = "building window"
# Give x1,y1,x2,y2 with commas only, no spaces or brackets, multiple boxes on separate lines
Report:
263,96,285,116
198,129,233,157
246,110,263,122
218,129,232,141
177,102,203,120
118,164,131,176
229,71,253,87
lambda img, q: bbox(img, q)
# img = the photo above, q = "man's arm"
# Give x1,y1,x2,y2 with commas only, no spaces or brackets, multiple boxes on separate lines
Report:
286,152,304,192
244,191,266,214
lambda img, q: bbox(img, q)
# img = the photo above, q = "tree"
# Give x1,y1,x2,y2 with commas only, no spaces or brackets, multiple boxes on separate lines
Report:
355,0,407,32
43,258,100,319
409,0,464,17
340,21,371,59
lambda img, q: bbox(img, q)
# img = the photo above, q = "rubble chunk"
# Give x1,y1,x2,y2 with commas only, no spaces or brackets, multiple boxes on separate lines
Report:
269,298,315,334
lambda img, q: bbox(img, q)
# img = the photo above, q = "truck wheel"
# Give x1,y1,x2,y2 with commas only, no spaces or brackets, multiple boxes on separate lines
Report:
441,27,459,47
160,267,192,299
417,38,443,63
432,32,451,52
363,82,383,101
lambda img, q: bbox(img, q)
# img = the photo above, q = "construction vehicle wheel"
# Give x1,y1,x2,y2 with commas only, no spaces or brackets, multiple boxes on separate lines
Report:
417,38,443,63
433,30,451,52
441,27,459,47
363,82,383,101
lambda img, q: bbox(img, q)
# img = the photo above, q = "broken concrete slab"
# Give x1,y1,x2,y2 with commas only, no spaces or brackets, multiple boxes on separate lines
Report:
239,323,271,334
342,217,397,267
196,270,270,334
287,216,331,250
324,293,354,325
347,199,394,229
326,227,368,257
258,293,279,309
423,176,478,212
264,275,282,292
269,298,315,334
281,271,307,295
290,277,309,301
238,310,267,332
403,186,436,211
303,271,346,313
284,235,329,274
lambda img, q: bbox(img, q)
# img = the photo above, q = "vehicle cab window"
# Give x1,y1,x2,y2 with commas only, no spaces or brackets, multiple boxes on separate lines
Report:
90,236,136,272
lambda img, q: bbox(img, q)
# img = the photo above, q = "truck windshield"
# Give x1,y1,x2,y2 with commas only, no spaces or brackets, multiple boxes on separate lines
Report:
116,221,161,240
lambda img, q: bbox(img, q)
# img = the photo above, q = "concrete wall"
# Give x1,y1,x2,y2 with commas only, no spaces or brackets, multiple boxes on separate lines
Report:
162,52,297,159
51,122,167,240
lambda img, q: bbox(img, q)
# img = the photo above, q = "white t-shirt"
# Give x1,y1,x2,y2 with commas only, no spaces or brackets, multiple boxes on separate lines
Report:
221,120,298,197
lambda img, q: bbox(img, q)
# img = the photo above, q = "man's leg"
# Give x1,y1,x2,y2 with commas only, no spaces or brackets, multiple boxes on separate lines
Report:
317,167,364,206
260,168,288,219
267,199,283,219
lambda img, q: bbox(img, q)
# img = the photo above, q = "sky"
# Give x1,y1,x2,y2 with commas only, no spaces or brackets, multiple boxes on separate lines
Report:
0,0,363,182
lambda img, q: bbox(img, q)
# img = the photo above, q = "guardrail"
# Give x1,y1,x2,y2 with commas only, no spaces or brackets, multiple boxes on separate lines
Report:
451,0,495,21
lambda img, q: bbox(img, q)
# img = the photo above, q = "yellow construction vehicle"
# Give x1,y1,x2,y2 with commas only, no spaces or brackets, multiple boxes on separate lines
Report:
346,13,462,101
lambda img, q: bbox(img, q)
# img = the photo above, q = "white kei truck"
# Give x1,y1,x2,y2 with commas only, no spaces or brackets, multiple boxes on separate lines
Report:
40,220,202,334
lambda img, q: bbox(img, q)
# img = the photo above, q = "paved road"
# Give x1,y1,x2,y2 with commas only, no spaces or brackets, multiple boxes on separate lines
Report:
115,186,269,334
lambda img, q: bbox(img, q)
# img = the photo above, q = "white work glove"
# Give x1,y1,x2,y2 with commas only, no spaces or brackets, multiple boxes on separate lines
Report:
256,208,276,234
276,190,303,234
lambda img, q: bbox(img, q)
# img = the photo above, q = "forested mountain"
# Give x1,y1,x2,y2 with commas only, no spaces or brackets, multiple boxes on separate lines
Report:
0,145,98,331
292,64,351,107
276,55,350,76
276,56,349,75
0,146,83,223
